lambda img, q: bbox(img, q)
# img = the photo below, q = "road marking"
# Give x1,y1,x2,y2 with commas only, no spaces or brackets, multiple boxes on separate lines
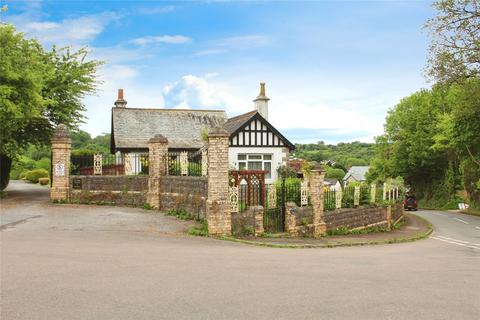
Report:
453,218,469,224
437,236,469,244
431,236,480,250
431,212,446,216
475,226,480,230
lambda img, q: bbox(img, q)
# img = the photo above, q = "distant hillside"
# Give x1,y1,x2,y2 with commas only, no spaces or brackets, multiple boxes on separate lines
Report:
293,141,375,170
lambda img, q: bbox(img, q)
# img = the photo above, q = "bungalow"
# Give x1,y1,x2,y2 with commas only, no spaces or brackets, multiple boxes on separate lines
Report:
343,166,370,185
110,83,295,183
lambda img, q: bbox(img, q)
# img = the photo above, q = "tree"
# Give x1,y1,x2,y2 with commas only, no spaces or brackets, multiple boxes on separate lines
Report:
324,167,346,181
425,0,480,83
0,25,102,190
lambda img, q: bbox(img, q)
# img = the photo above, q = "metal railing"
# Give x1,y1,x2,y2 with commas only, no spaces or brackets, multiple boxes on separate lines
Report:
70,154,149,176
167,151,203,176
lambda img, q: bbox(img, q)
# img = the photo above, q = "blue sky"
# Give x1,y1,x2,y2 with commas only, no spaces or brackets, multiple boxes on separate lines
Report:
1,0,434,143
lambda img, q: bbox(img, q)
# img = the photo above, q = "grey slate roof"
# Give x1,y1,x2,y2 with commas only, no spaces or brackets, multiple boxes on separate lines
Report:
223,110,257,135
343,166,370,182
112,107,227,150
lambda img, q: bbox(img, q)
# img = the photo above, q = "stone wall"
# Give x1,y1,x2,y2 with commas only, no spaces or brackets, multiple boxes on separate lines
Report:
392,203,403,223
70,175,148,191
69,175,148,206
231,206,264,236
324,206,389,231
159,176,208,219
285,202,404,236
70,190,147,207
160,176,207,196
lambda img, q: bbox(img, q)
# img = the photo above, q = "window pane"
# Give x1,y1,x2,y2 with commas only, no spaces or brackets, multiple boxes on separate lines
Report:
238,154,246,160
248,161,262,170
264,162,272,179
239,162,246,170
248,155,262,160
263,154,272,160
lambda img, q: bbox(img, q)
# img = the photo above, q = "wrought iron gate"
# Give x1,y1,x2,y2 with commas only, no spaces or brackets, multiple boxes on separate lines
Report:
264,178,286,233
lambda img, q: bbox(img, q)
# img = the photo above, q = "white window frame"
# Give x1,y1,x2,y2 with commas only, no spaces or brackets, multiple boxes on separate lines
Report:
237,154,273,179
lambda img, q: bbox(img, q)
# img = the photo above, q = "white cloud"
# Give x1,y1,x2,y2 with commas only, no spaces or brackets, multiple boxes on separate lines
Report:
137,5,175,15
162,74,247,111
212,35,270,49
193,35,270,56
14,12,120,47
130,35,191,46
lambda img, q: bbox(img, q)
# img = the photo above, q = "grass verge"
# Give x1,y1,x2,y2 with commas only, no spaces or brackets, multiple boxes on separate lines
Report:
214,213,432,249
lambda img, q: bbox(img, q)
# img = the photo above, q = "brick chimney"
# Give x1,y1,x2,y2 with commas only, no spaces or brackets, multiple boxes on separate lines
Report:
114,89,127,108
253,82,269,120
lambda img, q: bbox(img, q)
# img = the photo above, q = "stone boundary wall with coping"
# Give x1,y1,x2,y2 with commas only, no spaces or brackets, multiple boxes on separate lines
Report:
285,202,404,236
231,206,264,236
67,175,209,217
159,176,208,219
69,175,148,207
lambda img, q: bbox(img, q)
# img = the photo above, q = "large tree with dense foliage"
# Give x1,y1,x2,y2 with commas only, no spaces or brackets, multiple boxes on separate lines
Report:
0,25,102,190
368,0,480,208
426,0,480,83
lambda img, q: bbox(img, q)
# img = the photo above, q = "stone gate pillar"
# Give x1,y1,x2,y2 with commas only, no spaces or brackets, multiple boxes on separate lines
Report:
147,134,168,209
206,127,231,236
51,124,71,202
309,166,326,238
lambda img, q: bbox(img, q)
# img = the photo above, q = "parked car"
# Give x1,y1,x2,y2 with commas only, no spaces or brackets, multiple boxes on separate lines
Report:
403,195,418,211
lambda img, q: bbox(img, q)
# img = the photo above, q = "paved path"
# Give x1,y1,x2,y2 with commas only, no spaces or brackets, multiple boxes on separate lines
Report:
1,181,479,320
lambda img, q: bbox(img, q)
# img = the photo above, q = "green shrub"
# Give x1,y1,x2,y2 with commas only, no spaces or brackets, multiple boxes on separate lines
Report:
143,203,152,210
166,208,195,220
38,178,50,185
25,169,49,183
19,170,30,179
241,225,255,236
188,219,208,236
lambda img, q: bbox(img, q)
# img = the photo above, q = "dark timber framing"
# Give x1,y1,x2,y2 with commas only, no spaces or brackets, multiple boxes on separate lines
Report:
228,112,295,149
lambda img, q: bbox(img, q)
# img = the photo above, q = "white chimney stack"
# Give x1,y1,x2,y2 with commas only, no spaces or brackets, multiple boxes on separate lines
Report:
253,82,269,120
114,88,127,108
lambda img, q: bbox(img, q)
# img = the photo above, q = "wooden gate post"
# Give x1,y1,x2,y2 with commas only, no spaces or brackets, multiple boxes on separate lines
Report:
309,166,326,238
147,134,168,209
51,124,71,202
206,127,231,236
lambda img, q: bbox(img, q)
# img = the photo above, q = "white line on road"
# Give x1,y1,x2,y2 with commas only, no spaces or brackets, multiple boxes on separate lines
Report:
453,218,469,224
430,236,480,250
437,235,470,244
431,212,446,216
475,226,480,230
431,236,480,250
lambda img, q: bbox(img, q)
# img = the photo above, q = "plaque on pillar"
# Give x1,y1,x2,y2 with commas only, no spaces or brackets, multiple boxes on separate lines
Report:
55,163,65,177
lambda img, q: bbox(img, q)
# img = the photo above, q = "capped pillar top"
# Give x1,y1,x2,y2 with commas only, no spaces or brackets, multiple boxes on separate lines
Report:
51,124,71,143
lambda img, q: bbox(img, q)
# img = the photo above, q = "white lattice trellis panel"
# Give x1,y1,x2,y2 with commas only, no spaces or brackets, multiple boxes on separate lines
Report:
267,185,277,209
335,186,342,209
229,186,239,213
301,180,309,207
370,184,376,203
93,153,102,175
124,154,133,175
354,186,360,206
180,151,188,176
201,149,208,176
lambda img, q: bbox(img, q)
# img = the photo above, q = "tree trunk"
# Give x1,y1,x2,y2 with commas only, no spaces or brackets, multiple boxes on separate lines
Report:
0,153,12,191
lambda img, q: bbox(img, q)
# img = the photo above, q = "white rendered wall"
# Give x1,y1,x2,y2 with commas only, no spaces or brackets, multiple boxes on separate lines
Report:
228,147,287,183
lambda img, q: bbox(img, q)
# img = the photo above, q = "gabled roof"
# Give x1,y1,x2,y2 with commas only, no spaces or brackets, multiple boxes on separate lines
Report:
223,110,257,135
111,107,227,151
343,166,370,182
224,111,295,150
324,178,339,185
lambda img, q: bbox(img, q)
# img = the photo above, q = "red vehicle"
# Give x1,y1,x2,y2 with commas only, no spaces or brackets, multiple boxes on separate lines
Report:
403,195,418,211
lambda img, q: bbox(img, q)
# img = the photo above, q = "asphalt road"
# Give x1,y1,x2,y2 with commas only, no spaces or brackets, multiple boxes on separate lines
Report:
1,181,479,320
